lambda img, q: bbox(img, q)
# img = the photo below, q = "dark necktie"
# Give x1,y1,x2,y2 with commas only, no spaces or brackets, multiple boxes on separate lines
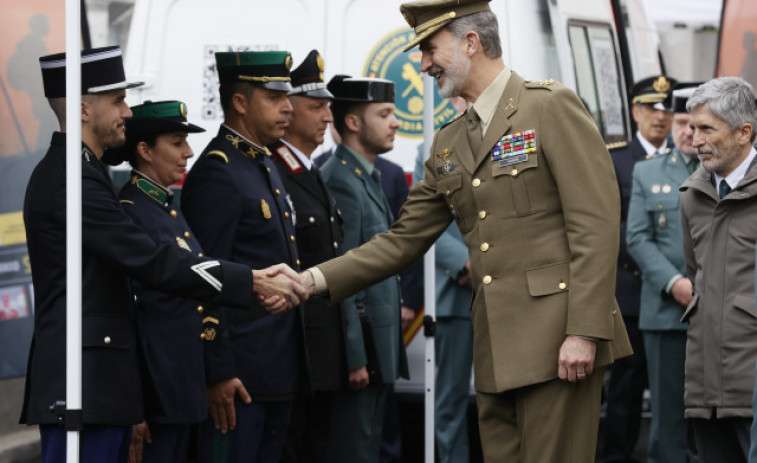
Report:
719,180,732,199
466,109,482,156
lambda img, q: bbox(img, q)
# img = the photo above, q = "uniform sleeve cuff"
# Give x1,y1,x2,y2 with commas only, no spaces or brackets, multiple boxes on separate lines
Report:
308,267,328,295
665,274,683,294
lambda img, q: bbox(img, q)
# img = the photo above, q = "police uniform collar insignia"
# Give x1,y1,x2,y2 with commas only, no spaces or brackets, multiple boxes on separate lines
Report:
130,171,171,205
223,128,267,159
276,145,303,172
261,199,272,219
491,130,536,167
175,236,192,252
81,146,95,162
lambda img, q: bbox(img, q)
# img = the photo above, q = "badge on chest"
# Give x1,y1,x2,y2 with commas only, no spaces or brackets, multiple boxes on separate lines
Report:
492,129,536,167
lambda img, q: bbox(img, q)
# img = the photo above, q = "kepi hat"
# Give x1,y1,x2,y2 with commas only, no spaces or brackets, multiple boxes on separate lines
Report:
670,82,703,113
327,75,395,104
39,45,144,98
215,51,293,92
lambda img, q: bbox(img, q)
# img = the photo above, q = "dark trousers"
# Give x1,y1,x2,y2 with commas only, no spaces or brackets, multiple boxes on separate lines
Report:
380,384,402,463
280,391,333,463
691,417,750,463
142,422,193,463
40,424,131,463
327,382,388,463
476,368,605,463
197,399,293,463
603,316,647,463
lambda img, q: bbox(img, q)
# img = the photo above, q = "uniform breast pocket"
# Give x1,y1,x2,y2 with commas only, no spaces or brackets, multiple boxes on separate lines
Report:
644,195,679,232
436,174,471,232
491,154,540,217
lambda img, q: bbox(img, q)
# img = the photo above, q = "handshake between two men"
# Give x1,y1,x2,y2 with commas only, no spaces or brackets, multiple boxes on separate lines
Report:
254,264,314,313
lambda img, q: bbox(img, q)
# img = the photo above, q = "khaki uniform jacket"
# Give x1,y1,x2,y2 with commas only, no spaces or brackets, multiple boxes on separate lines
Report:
680,154,757,419
318,72,632,393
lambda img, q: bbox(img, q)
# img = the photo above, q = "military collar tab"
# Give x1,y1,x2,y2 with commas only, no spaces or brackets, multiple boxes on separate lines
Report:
81,145,96,162
130,170,171,204
222,125,270,159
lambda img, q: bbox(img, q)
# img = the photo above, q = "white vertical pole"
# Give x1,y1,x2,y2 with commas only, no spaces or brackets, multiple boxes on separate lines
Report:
65,0,82,461
422,72,436,463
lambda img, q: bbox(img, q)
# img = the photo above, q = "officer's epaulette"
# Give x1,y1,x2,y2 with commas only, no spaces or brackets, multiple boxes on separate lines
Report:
119,199,135,206
275,145,303,173
439,111,465,131
606,141,628,151
525,79,557,89
207,150,229,164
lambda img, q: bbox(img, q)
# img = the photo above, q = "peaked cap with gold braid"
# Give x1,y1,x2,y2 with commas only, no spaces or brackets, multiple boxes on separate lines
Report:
399,0,492,52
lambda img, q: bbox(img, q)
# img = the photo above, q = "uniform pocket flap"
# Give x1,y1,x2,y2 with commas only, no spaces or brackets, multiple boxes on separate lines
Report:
680,293,699,322
526,261,569,297
436,174,462,195
491,153,539,178
644,196,679,212
733,294,757,318
82,315,132,349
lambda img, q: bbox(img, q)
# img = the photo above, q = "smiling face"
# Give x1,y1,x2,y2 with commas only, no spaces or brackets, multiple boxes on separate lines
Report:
632,103,673,148
419,28,471,99
137,132,194,187
690,105,750,177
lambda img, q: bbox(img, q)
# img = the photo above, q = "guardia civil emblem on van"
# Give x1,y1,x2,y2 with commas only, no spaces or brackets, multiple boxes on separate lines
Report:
363,28,456,139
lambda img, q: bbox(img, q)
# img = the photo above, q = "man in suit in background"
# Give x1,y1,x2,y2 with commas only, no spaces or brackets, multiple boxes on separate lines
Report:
626,83,702,463
268,49,348,463
604,75,676,463
320,74,408,463
296,1,632,461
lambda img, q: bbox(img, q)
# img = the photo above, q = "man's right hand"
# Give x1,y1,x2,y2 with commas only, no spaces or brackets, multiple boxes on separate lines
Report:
206,377,251,434
348,366,370,390
671,276,694,307
253,264,308,313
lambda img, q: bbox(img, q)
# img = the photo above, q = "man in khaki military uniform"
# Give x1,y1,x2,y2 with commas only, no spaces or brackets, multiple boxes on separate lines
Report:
297,0,632,461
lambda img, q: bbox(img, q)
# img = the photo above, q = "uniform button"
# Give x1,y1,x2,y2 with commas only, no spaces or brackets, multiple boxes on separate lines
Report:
133,295,138,302
511,168,518,176
472,178,481,187
633,270,640,276
333,241,338,249
198,253,204,257
445,269,451,275
290,235,296,242
480,242,489,252
623,263,629,269
397,276,402,281
170,210,177,218
483,275,492,285
184,231,191,239
559,282,567,290
285,212,290,219
104,336,111,344
478,210,487,219
296,259,301,267
266,167,271,173
330,217,335,223
658,205,663,211
612,310,618,315
200,333,207,340
446,190,451,196
275,189,281,196
400,298,405,304
309,216,315,223
197,305,204,315
341,160,347,165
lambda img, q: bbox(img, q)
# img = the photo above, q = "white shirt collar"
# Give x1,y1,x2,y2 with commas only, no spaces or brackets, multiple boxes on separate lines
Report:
636,130,667,156
280,139,313,170
471,67,511,137
714,145,757,192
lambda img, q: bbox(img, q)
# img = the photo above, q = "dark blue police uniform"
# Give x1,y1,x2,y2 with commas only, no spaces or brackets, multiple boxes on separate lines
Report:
182,125,306,462
119,171,209,462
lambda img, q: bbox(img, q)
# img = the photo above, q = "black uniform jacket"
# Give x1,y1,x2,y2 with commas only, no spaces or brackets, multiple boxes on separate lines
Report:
182,126,306,400
119,171,208,424
270,141,347,391
21,132,256,426
610,136,660,317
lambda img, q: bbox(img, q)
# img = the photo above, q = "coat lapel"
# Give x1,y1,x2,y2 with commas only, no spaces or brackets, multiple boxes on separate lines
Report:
336,146,392,221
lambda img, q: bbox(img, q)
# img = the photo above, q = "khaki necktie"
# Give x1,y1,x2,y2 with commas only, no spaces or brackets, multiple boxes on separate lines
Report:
466,108,482,156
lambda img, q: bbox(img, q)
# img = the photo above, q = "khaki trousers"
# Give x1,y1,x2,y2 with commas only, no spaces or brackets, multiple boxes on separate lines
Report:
476,367,605,463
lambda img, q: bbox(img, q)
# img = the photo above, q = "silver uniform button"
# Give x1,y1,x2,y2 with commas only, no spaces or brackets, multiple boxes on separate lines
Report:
104,336,112,344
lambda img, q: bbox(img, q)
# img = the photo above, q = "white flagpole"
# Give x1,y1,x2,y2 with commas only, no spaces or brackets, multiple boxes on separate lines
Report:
65,0,83,460
422,72,436,463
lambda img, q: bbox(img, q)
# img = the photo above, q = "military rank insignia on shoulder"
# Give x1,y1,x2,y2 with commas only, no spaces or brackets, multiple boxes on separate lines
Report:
526,79,557,89
207,150,229,164
119,199,135,206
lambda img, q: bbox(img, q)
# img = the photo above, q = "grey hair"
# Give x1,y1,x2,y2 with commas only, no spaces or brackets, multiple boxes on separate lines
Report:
445,11,502,59
687,77,757,143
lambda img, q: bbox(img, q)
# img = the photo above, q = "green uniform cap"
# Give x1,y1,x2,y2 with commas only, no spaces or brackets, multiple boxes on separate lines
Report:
215,50,293,91
399,0,492,52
